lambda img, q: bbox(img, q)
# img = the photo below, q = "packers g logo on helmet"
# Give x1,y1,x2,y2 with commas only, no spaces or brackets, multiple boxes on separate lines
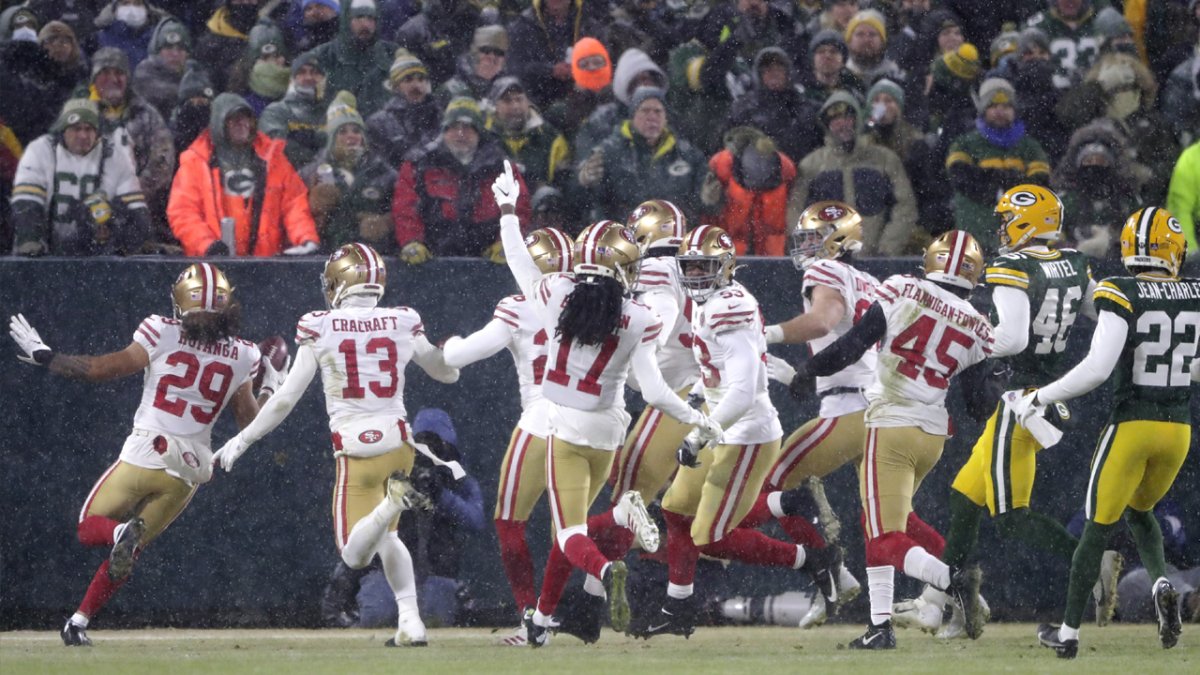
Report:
923,230,985,290
172,263,234,318
788,200,864,270
995,184,1062,254
573,220,641,289
1120,206,1187,277
677,224,737,302
525,227,574,275
323,243,387,308
626,199,687,254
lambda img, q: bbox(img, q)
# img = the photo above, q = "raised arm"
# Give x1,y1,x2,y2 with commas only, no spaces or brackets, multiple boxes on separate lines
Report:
493,160,540,295
9,314,148,381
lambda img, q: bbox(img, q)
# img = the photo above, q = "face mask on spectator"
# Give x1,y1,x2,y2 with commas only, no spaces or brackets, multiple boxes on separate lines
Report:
116,4,148,28
11,26,38,42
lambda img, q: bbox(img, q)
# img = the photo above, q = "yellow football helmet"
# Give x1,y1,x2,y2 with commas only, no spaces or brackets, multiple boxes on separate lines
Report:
172,263,234,317
524,227,574,275
573,220,641,289
323,243,387,308
1121,206,1187,277
788,200,864,270
627,199,687,254
677,224,737,302
995,184,1063,254
924,230,985,289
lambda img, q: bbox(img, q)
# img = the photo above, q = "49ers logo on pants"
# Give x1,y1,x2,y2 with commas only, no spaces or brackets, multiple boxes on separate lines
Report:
358,429,384,444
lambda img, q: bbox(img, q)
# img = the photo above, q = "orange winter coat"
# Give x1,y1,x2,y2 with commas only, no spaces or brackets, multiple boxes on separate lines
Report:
168,130,318,256
709,149,796,257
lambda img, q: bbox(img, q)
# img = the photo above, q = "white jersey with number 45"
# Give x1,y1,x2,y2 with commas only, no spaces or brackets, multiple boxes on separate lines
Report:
295,306,425,430
869,275,994,435
802,258,880,416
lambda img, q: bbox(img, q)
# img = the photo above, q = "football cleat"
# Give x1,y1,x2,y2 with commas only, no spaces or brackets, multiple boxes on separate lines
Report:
108,517,145,581
60,620,92,647
385,609,427,647
555,592,604,644
1154,578,1182,649
1093,550,1123,627
603,561,630,633
386,471,431,512
947,564,985,639
495,622,527,647
617,491,659,553
937,593,990,640
835,564,862,606
523,607,551,648
800,544,842,604
848,620,896,650
893,596,943,634
1037,623,1078,659
627,595,696,639
798,593,827,629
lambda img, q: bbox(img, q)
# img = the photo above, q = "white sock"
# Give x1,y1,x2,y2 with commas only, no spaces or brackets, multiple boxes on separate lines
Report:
667,582,693,600
611,501,630,529
583,574,606,598
921,584,950,609
70,612,89,628
112,522,127,544
1059,624,1080,641
376,534,417,600
341,495,403,568
867,565,895,626
766,491,786,518
532,608,552,627
793,545,806,569
902,546,950,590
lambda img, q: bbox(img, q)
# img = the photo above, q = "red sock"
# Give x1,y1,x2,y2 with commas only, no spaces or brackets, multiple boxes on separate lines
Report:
78,560,127,618
865,531,917,568
536,542,574,617
494,519,536,611
588,510,635,561
737,493,772,529
77,516,120,548
663,509,699,586
905,512,945,558
699,527,798,568
561,533,609,579
778,516,826,549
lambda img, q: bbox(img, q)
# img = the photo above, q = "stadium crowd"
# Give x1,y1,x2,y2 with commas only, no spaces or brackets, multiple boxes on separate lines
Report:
2,0,1200,265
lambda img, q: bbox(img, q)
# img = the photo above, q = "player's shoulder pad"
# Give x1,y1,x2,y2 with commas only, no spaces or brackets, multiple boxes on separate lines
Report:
803,258,851,291
875,274,915,303
705,286,760,333
296,310,328,345
1093,276,1135,315
134,314,172,349
985,253,1032,289
494,294,526,328
635,256,677,289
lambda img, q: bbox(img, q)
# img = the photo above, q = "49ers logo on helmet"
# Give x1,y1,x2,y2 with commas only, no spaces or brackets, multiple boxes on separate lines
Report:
524,232,539,246
718,232,734,249
1009,191,1038,207
619,228,637,245
359,430,384,444
819,205,846,221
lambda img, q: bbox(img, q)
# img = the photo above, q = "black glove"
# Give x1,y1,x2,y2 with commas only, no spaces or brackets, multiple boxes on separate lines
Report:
676,436,701,468
686,391,705,410
788,363,816,402
205,240,230,256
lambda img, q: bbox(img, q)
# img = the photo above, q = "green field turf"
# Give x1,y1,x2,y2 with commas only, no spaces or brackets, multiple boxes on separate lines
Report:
1,623,1195,674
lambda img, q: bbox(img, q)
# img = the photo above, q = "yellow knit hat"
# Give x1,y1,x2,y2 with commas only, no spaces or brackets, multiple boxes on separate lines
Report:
844,9,887,44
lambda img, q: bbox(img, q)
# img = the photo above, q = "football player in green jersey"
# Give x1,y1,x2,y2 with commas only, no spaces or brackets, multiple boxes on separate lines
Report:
1027,206,1200,658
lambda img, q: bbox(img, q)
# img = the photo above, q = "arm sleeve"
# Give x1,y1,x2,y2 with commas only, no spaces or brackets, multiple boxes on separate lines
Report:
705,328,759,429
990,285,1031,357
803,301,887,377
630,338,704,427
501,212,540,296
1036,310,1127,404
442,319,513,368
238,343,319,444
412,334,460,384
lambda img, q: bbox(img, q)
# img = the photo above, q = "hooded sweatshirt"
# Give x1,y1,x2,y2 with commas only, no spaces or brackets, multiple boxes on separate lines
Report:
573,48,668,158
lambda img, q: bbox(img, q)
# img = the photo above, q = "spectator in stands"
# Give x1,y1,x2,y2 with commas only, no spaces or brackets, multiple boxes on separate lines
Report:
844,9,904,89
0,119,20,252
991,27,1068,162
367,49,440,168
726,46,822,164
11,99,151,256
506,0,602,107
286,0,342,54
261,52,328,170
436,25,509,112
573,47,667,161
487,76,569,192
301,92,396,253
787,90,918,256
946,78,1050,251
542,37,612,148
888,2,955,86
1024,0,1101,91
798,29,861,106
926,43,981,158
1163,29,1200,147
702,127,796,256
194,0,268,92
392,97,531,264
94,0,171,70
310,0,396,117
168,61,216,153
865,78,950,238
804,0,859,38
1052,122,1142,260
694,0,799,74
395,0,485,85
228,22,290,116
578,86,707,222
168,93,319,256
602,0,686,65
1167,137,1200,254
27,0,102,54
132,18,192,120
0,9,70,146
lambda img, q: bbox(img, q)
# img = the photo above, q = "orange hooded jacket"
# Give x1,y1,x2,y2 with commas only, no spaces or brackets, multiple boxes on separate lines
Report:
709,149,797,257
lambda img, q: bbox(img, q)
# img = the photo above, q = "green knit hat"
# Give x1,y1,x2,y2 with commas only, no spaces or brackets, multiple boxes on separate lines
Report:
326,90,366,136
442,96,484,131
55,98,99,132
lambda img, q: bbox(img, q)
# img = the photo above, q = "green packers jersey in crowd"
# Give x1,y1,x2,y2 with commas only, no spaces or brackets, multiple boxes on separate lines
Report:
985,248,1092,388
1025,8,1101,89
1093,275,1200,424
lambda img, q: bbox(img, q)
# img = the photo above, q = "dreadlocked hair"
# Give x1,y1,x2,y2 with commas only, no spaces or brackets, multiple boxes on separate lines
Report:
181,299,242,344
556,275,624,346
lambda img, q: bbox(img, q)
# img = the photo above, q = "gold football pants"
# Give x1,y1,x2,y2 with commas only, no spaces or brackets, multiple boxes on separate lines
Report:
611,387,696,504
494,425,548,522
546,436,615,531
860,426,945,539
661,440,781,546
1085,420,1190,525
80,460,197,545
767,410,867,490
332,445,415,549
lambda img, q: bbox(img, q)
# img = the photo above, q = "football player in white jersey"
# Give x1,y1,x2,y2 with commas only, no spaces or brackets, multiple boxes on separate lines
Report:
789,230,995,649
8,263,273,647
492,162,720,647
213,243,461,648
630,225,841,639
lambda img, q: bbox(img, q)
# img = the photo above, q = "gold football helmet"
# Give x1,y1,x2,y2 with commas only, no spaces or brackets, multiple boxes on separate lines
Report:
573,220,641,289
524,227,574,274
995,184,1063,254
172,263,234,317
788,200,864,270
677,224,737,302
627,199,687,254
924,230,985,289
1121,206,1187,277
323,243,387,308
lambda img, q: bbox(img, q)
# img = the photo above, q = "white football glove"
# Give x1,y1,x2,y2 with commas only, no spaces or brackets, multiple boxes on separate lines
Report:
765,353,796,385
9,314,51,365
259,354,291,397
282,240,319,256
491,159,520,209
213,434,250,472
1008,389,1044,426
692,413,723,446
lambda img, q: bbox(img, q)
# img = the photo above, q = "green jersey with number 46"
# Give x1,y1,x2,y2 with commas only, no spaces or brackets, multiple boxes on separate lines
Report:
985,248,1092,388
1093,276,1200,424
